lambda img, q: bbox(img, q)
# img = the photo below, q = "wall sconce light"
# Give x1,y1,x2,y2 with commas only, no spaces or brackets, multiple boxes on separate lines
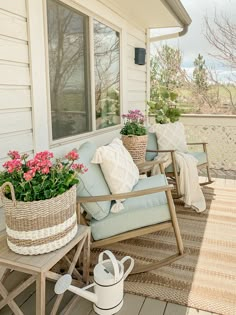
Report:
134,48,146,65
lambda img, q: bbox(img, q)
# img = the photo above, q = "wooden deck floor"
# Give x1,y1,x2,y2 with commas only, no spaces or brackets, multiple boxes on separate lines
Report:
0,169,235,315
0,279,218,315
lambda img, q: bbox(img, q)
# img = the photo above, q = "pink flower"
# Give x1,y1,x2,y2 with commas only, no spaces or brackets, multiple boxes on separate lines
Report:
65,150,79,161
72,163,88,174
41,167,50,174
8,151,21,160
122,109,145,124
3,159,22,173
27,153,53,174
23,171,33,181
34,151,54,161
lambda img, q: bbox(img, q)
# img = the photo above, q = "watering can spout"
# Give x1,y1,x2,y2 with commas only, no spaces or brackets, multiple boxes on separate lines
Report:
54,274,98,304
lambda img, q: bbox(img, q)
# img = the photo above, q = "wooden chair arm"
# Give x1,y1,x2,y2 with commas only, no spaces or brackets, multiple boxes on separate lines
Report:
146,149,176,153
136,160,166,174
77,184,174,203
187,142,208,145
187,142,208,153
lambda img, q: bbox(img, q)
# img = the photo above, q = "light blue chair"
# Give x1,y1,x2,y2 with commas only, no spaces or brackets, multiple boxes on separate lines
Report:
76,141,184,274
146,132,213,198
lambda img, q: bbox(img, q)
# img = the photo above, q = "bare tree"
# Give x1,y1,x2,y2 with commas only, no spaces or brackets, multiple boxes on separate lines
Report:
204,13,236,112
205,14,236,69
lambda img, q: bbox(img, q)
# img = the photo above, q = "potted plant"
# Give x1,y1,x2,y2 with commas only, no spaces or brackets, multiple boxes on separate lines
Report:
0,150,87,255
148,87,182,124
120,109,147,163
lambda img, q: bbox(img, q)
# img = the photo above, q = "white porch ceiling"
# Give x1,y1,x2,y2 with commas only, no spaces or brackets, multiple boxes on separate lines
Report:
98,0,191,29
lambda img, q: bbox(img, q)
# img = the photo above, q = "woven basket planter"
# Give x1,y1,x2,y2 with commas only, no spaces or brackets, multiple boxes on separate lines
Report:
121,135,148,163
0,182,78,255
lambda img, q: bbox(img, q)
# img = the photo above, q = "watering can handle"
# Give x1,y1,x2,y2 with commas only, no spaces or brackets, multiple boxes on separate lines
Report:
98,250,120,282
120,256,134,280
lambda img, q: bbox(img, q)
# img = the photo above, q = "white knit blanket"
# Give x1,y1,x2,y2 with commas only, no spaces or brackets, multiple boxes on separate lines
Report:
152,152,206,212
175,152,206,212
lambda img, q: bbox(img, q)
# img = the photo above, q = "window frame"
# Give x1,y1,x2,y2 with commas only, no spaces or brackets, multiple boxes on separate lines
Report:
44,0,123,146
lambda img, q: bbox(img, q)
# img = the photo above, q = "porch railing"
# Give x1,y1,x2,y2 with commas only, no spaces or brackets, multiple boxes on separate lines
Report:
149,114,236,171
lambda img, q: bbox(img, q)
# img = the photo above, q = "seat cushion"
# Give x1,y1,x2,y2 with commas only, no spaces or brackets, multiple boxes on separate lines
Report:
190,152,207,165
77,142,111,221
146,132,158,161
165,151,207,173
90,174,171,240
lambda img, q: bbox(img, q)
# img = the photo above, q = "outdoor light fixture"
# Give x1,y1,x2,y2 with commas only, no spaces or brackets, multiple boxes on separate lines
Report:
134,48,146,65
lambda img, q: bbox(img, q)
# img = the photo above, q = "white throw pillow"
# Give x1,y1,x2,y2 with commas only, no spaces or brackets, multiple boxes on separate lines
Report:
149,122,188,153
91,138,139,213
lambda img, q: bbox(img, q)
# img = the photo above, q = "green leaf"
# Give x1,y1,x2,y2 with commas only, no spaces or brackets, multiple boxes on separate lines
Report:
44,190,51,199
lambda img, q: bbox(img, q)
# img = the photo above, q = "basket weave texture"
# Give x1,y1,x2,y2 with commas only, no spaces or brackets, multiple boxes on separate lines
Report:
0,182,77,255
121,135,148,163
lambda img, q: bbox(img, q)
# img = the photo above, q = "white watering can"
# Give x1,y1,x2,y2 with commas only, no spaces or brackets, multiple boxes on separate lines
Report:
55,250,134,315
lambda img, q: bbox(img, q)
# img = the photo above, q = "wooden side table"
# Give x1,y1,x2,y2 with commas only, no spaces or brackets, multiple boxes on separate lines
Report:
136,159,165,175
0,225,90,315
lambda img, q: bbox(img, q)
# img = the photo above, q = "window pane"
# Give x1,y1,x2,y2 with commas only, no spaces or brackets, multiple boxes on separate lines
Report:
47,0,91,140
94,20,120,129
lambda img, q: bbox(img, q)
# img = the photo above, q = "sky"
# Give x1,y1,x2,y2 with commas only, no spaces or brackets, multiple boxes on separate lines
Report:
151,0,236,83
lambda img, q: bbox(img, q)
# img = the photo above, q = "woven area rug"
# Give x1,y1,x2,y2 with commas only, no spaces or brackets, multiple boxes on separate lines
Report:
91,185,236,315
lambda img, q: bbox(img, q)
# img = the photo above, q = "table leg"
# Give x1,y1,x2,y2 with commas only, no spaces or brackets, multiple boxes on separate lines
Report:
0,282,23,315
50,237,86,315
83,231,91,284
36,273,46,315
0,267,23,315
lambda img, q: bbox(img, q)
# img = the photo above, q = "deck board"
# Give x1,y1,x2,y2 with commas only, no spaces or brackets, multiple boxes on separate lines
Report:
139,298,166,315
67,297,92,315
164,303,212,314
116,294,145,315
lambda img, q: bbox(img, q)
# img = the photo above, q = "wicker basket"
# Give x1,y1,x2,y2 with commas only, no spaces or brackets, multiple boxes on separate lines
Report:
0,182,78,255
121,135,148,163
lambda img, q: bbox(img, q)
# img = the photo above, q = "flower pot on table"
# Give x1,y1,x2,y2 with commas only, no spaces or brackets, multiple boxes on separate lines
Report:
0,182,77,255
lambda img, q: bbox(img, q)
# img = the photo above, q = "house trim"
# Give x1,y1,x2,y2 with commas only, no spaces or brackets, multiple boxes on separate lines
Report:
26,0,50,152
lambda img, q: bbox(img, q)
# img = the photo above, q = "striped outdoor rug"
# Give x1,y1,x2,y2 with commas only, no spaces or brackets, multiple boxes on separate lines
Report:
91,185,236,315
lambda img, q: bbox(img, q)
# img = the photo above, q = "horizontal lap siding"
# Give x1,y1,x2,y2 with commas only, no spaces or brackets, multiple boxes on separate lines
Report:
0,87,31,109
0,37,29,63
0,11,27,41
0,63,30,85
127,32,147,112
0,1,26,17
0,3,33,163
0,2,33,231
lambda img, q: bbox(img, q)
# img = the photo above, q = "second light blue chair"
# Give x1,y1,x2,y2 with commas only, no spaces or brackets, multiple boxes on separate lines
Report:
146,132,213,198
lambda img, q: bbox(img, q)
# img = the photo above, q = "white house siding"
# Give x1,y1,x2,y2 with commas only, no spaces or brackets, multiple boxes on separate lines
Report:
0,1,34,231
127,31,147,114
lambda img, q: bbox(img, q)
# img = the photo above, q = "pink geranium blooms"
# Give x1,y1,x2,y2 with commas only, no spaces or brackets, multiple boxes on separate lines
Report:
120,109,147,136
121,109,145,124
3,159,22,173
8,150,21,160
0,149,87,202
71,163,88,174
23,171,33,181
65,150,79,161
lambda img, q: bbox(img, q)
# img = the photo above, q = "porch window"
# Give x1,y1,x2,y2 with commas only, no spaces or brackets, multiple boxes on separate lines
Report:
94,20,120,129
46,0,120,141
